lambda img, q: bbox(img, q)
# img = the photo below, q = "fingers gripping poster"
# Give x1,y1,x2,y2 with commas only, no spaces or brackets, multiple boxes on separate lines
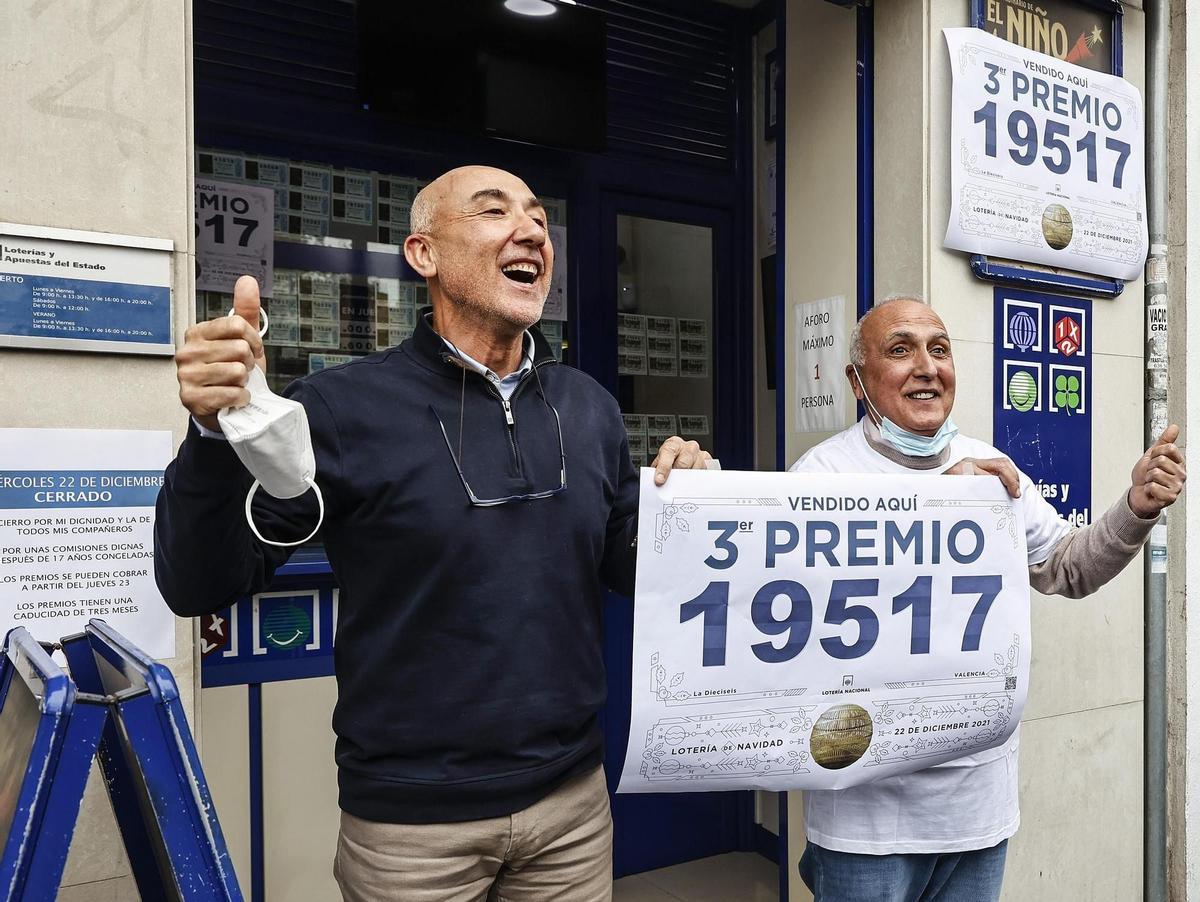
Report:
619,470,1030,793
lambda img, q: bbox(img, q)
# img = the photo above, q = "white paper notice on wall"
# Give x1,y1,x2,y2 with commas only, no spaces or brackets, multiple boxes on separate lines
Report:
0,428,175,659
794,295,846,433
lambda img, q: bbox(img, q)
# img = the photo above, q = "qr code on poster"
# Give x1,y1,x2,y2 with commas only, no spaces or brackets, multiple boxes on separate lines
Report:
1005,677,1017,691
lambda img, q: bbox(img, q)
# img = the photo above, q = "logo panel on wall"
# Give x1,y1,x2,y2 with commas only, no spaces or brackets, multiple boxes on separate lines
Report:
200,588,339,687
994,289,1092,526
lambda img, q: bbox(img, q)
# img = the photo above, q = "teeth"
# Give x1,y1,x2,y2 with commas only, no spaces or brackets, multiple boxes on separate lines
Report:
910,392,936,399
502,262,538,275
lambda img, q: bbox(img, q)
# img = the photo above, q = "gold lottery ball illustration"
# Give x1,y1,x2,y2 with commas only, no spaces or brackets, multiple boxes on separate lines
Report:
1041,203,1074,250
810,704,874,770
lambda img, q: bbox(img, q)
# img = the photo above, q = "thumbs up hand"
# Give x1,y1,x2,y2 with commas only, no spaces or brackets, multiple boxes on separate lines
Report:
1129,424,1186,519
231,275,268,374
175,275,268,433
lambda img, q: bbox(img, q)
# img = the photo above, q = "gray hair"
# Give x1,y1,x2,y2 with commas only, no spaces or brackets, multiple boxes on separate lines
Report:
849,293,928,366
409,184,434,235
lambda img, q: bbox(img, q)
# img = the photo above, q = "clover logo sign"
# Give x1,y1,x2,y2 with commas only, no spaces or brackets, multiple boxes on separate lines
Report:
1054,373,1081,415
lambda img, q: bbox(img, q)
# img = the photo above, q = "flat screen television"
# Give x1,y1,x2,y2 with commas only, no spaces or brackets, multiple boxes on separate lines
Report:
358,0,607,152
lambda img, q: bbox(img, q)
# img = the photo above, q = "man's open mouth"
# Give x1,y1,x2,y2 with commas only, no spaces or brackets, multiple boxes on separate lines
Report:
907,391,938,400
501,262,539,285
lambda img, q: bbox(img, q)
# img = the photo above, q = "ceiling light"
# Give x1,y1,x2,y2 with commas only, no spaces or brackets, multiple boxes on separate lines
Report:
504,0,557,16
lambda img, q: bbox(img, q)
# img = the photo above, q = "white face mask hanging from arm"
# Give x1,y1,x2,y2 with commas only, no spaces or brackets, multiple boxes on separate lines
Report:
216,308,326,547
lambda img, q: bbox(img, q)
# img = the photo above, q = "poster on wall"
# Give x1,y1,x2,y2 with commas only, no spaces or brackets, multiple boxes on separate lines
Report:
0,223,173,356
993,289,1092,526
794,295,847,433
196,178,275,295
618,469,1030,793
943,27,1146,280
0,428,175,659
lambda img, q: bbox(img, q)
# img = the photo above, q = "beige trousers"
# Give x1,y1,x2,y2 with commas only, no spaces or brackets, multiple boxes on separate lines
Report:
333,765,613,902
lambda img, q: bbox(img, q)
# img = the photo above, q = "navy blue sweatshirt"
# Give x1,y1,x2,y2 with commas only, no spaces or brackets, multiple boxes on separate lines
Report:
154,316,640,823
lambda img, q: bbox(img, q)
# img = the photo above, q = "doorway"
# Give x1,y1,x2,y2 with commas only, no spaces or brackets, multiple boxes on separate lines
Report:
594,193,758,878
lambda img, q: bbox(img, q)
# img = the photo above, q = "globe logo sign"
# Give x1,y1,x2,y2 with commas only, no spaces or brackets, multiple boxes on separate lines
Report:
1007,370,1037,412
1008,311,1037,352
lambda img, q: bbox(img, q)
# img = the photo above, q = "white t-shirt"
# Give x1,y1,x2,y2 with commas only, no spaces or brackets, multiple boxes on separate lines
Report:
789,419,1071,855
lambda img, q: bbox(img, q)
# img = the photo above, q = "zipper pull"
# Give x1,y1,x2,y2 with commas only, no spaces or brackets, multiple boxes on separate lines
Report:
502,398,515,426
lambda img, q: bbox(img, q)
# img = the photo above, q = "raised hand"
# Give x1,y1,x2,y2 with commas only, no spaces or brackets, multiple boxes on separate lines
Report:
174,275,266,432
1129,424,1186,518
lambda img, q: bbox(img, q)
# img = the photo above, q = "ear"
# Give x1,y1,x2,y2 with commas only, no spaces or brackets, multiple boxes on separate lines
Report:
845,364,865,401
404,233,437,279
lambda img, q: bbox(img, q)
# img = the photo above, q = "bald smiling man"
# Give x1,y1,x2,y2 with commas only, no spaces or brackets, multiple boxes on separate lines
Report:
789,295,1184,902
155,166,710,901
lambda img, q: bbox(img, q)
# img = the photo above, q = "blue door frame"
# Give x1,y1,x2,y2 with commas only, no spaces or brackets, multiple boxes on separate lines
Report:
584,187,756,877
593,190,751,468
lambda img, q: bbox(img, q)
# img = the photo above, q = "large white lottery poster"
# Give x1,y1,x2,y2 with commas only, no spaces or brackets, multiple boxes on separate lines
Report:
619,469,1030,793
943,27,1147,280
0,428,174,659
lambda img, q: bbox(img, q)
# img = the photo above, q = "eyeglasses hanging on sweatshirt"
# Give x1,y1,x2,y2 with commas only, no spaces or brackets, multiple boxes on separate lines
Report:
430,356,567,508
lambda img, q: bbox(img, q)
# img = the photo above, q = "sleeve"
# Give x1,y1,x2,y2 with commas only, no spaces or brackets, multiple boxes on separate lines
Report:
1015,468,1072,565
191,417,227,440
600,430,640,597
153,379,335,617
153,419,292,616
1028,492,1155,598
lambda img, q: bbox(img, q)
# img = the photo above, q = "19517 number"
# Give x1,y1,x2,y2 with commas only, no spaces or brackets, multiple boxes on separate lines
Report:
679,575,1002,667
972,100,1130,189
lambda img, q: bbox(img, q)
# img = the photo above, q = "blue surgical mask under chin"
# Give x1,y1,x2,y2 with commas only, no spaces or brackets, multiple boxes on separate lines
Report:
853,365,958,458
878,414,958,457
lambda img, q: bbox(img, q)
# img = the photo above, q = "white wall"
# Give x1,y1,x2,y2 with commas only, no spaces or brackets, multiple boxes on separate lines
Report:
782,0,859,473
783,0,1147,897
0,1,196,897
782,4,858,898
